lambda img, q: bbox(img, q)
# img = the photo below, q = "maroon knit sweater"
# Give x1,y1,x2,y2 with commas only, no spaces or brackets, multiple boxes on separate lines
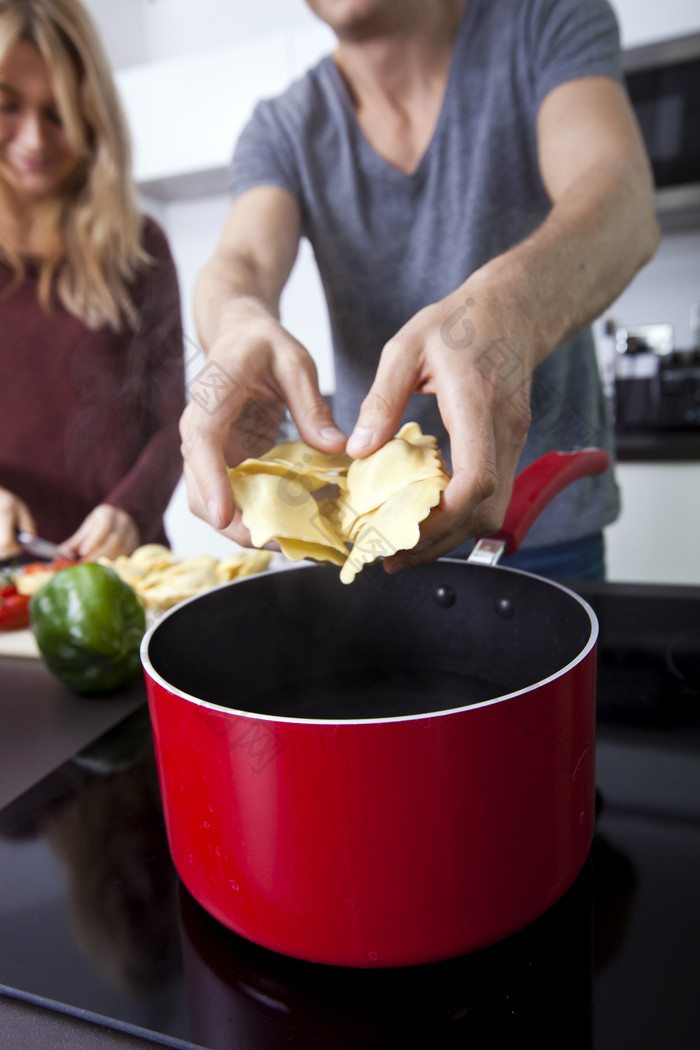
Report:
0,217,185,547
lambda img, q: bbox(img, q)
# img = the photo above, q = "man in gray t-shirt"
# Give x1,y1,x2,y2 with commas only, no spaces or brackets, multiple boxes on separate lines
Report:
181,0,658,578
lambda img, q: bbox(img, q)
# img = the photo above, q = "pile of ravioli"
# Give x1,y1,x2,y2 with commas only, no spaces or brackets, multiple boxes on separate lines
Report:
228,422,448,584
101,544,272,614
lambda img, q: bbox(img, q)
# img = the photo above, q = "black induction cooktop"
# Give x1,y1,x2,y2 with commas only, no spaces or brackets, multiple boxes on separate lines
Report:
0,580,698,1050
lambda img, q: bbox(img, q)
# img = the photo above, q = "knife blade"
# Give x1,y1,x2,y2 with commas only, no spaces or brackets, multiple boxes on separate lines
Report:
16,532,78,562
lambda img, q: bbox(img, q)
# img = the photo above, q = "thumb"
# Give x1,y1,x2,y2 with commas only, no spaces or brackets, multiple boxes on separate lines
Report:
275,348,346,453
346,341,420,458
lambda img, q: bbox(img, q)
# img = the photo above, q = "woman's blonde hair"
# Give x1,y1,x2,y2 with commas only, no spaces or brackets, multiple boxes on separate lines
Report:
0,0,147,329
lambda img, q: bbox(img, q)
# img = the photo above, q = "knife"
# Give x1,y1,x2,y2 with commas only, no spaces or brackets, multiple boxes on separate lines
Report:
16,531,78,562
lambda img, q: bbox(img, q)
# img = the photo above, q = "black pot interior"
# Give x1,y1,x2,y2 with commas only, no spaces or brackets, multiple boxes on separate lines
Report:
146,561,595,720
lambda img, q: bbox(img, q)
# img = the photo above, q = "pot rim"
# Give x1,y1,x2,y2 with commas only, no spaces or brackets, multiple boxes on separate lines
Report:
140,559,599,727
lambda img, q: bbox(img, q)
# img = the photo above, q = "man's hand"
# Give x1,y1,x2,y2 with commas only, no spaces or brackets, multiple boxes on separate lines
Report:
181,186,346,545
180,298,346,546
62,505,140,560
346,281,535,570
347,76,658,570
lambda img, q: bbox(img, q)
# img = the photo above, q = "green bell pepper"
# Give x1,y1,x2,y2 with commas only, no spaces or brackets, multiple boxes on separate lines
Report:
31,563,146,694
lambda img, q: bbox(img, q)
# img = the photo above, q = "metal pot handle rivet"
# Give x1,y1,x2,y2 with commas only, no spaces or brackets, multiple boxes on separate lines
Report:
495,598,515,620
434,585,457,608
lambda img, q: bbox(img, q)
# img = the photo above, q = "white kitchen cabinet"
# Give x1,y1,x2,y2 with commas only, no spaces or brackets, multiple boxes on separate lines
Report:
114,21,334,199
606,462,700,584
116,33,290,196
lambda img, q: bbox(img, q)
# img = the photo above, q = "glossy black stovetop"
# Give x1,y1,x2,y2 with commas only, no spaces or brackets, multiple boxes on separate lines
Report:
0,581,698,1049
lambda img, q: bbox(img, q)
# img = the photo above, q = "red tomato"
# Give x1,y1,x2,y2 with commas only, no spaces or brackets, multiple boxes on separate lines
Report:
52,556,79,571
0,589,31,631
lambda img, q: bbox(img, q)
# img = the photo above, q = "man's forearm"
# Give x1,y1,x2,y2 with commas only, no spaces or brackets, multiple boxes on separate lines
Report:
193,254,282,355
194,187,303,356
471,156,660,366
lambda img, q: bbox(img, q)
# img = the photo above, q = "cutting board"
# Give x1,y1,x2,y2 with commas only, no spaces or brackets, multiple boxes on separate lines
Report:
0,628,40,659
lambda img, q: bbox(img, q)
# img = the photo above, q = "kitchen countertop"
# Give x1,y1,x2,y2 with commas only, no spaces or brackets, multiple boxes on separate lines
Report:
0,577,698,1049
0,655,146,813
615,425,700,462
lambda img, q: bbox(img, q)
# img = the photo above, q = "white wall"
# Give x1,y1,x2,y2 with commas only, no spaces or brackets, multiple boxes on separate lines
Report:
140,0,319,62
86,0,700,70
144,190,334,393
83,0,322,68
83,0,149,69
611,0,700,47
593,231,700,355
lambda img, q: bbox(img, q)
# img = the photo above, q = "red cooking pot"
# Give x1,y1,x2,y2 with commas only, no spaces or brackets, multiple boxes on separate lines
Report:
141,449,608,968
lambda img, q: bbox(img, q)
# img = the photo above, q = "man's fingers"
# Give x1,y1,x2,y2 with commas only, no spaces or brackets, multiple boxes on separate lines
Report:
346,336,422,458
180,407,237,529
273,349,347,452
381,368,511,570
210,500,256,549
382,469,503,572
290,389,346,452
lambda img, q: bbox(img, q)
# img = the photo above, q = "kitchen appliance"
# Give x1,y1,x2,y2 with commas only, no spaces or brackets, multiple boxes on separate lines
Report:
614,324,700,430
177,865,595,1050
0,579,698,1048
656,348,700,427
141,450,607,968
623,31,700,224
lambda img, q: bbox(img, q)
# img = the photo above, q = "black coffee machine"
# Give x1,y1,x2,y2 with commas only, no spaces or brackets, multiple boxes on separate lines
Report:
613,322,700,430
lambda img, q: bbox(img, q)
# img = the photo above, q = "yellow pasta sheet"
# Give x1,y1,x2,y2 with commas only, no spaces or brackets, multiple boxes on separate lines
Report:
228,422,448,583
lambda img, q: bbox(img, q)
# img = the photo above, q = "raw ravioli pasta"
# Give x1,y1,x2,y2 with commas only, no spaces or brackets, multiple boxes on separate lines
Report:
227,423,449,583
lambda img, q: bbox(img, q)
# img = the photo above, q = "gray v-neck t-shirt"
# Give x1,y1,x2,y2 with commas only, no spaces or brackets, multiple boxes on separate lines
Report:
229,0,623,549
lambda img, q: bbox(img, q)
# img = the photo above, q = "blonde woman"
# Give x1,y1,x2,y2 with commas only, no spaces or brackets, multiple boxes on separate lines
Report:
0,0,185,561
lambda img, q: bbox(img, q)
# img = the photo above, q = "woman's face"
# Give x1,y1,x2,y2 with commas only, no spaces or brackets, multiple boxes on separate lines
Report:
0,39,81,206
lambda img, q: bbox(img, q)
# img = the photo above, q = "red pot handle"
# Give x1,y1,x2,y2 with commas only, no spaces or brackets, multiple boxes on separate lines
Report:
488,448,611,556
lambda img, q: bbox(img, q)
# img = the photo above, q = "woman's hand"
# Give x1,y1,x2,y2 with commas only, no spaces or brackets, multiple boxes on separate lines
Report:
0,487,37,560
62,505,140,560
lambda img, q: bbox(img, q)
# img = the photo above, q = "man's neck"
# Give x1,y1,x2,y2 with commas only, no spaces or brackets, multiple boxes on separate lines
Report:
331,0,467,175
332,0,466,109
